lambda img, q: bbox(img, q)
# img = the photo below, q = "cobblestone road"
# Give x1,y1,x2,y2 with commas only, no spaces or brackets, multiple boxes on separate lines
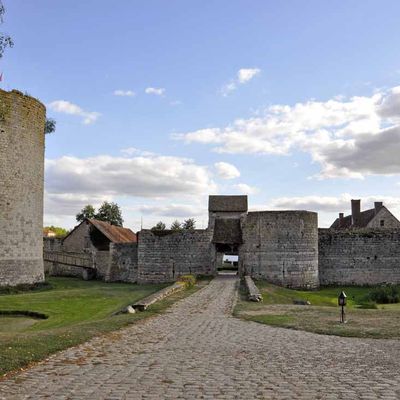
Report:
2,275,400,399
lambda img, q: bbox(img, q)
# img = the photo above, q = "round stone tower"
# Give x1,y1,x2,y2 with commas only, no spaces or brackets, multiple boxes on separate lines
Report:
0,89,46,286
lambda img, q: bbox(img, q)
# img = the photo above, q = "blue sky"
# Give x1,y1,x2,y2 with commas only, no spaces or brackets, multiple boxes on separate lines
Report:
2,0,400,230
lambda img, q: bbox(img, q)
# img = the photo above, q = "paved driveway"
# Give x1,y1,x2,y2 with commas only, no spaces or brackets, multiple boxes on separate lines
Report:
1,275,400,399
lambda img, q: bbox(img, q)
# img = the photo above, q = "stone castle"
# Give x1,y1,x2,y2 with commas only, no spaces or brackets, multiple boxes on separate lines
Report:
44,195,400,289
2,88,400,289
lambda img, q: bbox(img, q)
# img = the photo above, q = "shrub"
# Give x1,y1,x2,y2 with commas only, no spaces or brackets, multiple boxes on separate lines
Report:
366,285,400,304
178,275,196,289
358,301,378,309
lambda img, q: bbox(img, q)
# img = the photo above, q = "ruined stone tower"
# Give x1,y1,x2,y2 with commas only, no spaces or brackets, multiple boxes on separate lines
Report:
0,89,46,286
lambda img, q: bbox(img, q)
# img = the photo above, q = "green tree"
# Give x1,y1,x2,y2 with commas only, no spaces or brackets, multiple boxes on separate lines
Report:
182,218,196,230
170,220,182,231
96,201,123,226
76,205,96,223
43,226,69,238
44,118,56,134
0,1,13,59
151,221,166,231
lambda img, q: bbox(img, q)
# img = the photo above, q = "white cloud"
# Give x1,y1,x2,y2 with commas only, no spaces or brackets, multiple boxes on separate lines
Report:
268,194,354,212
137,203,205,218
47,100,101,125
176,86,400,179
113,89,135,97
45,153,216,199
234,183,259,195
214,162,240,179
266,194,400,228
44,153,217,229
237,68,261,83
145,87,165,96
221,82,237,97
220,67,261,96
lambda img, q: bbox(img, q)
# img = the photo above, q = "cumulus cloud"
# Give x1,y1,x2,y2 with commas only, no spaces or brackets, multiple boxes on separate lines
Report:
44,153,217,228
145,87,165,96
113,89,135,97
234,183,259,195
176,86,400,179
237,68,261,83
47,100,101,125
137,203,205,218
45,154,216,199
265,194,400,227
214,162,240,179
44,192,110,217
268,194,354,212
221,67,261,96
377,86,400,120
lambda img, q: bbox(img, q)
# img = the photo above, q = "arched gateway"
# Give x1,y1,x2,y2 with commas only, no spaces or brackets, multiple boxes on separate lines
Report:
208,195,319,289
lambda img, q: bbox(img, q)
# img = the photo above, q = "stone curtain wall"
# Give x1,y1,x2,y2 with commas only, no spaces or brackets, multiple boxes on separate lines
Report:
43,238,62,274
137,230,214,283
319,229,400,285
0,90,46,287
106,243,138,283
240,211,319,289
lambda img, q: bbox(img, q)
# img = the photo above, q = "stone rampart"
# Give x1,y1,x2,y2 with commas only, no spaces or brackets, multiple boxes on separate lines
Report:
0,89,46,286
319,228,400,285
240,211,319,289
137,230,214,283
106,243,138,283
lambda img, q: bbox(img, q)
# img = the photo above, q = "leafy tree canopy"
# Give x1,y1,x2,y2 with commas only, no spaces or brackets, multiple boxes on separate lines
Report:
0,1,13,59
95,201,124,227
44,118,56,134
76,202,123,226
43,226,69,238
151,221,166,231
170,220,182,231
76,205,96,223
182,218,196,230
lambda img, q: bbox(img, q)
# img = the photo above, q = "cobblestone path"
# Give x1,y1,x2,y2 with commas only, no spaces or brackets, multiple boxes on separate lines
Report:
2,275,400,399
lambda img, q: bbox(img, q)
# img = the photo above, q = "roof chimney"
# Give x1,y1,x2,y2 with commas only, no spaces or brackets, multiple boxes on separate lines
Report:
351,199,361,227
374,202,383,215
338,213,344,228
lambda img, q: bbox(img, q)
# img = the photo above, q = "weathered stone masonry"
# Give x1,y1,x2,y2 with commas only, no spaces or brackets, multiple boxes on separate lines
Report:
240,211,319,289
0,89,45,287
137,229,214,283
319,229,400,285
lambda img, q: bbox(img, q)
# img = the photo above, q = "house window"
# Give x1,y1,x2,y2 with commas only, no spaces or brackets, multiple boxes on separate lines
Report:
380,220,385,227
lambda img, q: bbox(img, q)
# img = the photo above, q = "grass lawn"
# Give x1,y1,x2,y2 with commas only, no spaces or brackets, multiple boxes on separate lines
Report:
235,281,400,339
0,277,203,376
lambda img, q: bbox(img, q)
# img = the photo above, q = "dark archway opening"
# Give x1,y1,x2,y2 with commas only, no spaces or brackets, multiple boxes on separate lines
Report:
215,243,239,275
89,226,111,251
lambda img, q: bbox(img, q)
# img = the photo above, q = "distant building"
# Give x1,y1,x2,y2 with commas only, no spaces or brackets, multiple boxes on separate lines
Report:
43,228,57,238
330,199,400,230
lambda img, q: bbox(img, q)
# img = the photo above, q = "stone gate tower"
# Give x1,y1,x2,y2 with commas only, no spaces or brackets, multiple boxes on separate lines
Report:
0,89,46,286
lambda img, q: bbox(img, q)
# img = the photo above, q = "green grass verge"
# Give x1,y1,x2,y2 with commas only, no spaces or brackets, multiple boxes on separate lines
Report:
0,277,205,376
235,281,400,339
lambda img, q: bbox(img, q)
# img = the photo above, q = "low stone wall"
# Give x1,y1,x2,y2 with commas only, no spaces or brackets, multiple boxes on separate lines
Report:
319,229,400,285
106,243,138,283
137,230,214,283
